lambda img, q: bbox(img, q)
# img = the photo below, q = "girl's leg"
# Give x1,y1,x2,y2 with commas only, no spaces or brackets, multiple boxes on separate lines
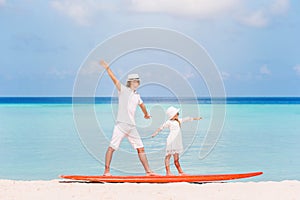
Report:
165,154,174,176
173,153,186,175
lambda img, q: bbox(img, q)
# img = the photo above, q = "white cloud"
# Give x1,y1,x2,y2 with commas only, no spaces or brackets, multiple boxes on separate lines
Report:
81,60,102,75
183,70,195,79
221,71,230,80
50,0,116,26
0,0,5,7
130,0,290,28
129,0,240,19
260,65,271,75
239,10,269,28
293,65,300,76
50,0,93,26
239,0,290,28
49,67,74,79
49,0,290,28
270,0,290,15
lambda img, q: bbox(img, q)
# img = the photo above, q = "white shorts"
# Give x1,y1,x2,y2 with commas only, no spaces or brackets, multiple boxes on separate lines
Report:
109,122,144,150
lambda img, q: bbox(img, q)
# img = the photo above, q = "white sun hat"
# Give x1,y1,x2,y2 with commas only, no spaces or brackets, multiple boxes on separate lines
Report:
127,74,140,81
166,106,180,119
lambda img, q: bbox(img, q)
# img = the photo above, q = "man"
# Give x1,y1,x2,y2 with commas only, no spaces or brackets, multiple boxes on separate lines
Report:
100,60,157,176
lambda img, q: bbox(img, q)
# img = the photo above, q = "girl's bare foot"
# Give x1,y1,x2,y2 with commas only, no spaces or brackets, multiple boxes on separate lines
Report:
178,172,188,176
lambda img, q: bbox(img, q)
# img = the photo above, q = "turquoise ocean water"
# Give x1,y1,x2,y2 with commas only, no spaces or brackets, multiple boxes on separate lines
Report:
0,97,299,181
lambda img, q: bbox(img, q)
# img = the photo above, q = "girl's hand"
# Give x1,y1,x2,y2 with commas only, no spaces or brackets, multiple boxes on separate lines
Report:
194,117,202,120
100,60,109,69
151,133,157,138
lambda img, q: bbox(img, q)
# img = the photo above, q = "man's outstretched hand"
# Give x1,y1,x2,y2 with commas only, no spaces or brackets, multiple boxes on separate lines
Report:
100,60,109,69
100,59,121,91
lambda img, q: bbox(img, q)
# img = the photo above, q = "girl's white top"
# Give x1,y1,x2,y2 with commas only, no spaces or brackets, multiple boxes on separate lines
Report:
159,117,193,155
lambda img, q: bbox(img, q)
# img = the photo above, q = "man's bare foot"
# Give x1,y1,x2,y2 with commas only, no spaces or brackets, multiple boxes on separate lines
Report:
146,171,160,176
103,172,112,176
178,172,188,176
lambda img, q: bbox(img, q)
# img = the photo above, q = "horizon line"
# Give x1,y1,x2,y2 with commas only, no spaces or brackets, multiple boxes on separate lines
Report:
1,96,300,98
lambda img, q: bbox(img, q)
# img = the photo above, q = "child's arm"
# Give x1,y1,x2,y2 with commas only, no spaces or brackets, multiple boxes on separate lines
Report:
151,127,163,138
152,121,169,138
193,117,202,120
100,60,121,91
181,117,203,123
139,103,151,119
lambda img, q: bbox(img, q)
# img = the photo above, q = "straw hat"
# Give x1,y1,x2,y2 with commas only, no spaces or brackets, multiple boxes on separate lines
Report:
166,106,180,119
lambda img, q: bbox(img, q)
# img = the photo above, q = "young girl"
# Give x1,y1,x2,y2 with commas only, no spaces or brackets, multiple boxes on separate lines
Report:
152,106,202,176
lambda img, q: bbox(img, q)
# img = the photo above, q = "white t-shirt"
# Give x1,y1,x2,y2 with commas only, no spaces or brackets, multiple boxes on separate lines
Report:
116,84,143,126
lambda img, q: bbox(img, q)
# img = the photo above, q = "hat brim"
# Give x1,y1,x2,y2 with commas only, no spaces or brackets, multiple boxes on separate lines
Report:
127,78,140,82
169,108,180,119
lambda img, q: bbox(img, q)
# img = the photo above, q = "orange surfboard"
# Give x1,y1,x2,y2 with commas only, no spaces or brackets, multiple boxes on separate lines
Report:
60,172,263,183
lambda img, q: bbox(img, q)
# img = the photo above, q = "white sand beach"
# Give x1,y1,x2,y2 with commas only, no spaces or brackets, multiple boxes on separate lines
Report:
0,180,299,200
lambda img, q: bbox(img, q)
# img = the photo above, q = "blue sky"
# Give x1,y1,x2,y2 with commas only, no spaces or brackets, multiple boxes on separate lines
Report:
0,0,299,97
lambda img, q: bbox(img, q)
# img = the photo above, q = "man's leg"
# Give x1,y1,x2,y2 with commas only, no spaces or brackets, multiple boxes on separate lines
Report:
137,147,153,175
104,124,125,176
129,128,159,176
104,147,115,176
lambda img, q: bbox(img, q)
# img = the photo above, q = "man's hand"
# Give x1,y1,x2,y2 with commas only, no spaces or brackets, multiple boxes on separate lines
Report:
144,114,151,119
100,59,121,91
100,60,109,69
140,104,151,119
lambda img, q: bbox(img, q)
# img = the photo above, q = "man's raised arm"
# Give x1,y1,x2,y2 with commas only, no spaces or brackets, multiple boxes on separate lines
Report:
100,60,121,91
